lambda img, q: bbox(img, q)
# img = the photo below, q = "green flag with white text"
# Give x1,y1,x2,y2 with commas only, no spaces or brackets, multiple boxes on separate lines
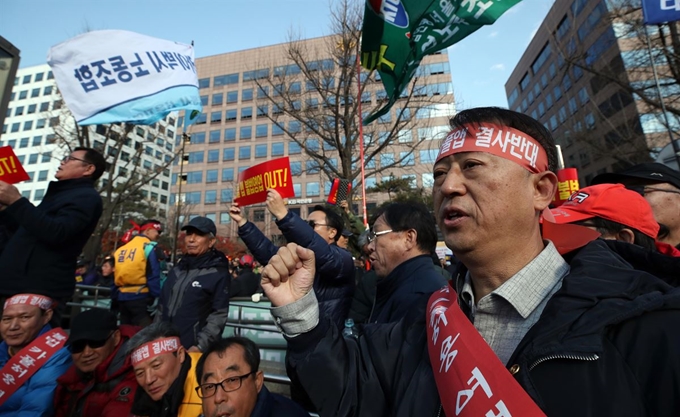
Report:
361,0,522,124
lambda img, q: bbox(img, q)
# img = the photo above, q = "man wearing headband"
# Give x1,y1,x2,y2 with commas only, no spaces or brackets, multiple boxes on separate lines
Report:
126,321,202,417
53,309,140,417
0,147,105,326
0,293,71,415
259,107,680,416
114,219,164,327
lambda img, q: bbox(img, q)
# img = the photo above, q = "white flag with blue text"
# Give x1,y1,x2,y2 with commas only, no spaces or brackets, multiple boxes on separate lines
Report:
47,30,202,125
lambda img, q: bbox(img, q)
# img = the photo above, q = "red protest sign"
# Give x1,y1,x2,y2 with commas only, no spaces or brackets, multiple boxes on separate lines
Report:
234,157,294,207
553,168,579,207
0,146,30,184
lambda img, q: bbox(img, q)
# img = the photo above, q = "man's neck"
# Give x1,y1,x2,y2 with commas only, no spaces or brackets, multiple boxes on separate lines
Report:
462,236,546,303
8,344,25,357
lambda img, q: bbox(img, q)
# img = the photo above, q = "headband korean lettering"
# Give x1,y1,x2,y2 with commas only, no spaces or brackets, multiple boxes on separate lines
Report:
4,294,53,311
436,124,549,173
140,222,162,232
131,336,180,367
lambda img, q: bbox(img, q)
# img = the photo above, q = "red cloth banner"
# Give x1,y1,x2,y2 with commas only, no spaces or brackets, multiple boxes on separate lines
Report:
0,146,30,184
553,168,579,207
234,157,294,207
0,328,68,405
131,336,180,366
326,178,352,205
426,285,546,417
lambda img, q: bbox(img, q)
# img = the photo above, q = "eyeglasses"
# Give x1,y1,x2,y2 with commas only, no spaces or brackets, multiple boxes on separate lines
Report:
628,185,680,196
195,371,255,398
62,155,92,165
307,220,328,228
69,331,114,354
367,229,394,243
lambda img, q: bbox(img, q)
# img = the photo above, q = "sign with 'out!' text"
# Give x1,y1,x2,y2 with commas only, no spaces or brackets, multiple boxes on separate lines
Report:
0,146,30,184
235,157,295,207
47,30,202,126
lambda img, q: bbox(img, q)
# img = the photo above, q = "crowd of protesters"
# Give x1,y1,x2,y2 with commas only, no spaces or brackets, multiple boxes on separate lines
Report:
0,106,679,416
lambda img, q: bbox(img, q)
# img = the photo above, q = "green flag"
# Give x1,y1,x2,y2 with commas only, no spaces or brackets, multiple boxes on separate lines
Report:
361,0,522,124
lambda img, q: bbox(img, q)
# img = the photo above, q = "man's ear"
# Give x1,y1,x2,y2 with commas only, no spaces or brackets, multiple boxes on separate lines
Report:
255,370,264,393
533,171,558,211
403,229,418,251
42,309,53,326
616,228,635,244
177,346,186,363
328,227,337,241
83,163,96,177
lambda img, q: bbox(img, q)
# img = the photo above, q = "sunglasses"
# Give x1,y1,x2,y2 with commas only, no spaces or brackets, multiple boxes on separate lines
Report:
69,331,114,353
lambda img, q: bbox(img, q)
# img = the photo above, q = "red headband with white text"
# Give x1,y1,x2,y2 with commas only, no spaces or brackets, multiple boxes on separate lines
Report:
4,294,53,311
436,124,549,173
131,337,180,367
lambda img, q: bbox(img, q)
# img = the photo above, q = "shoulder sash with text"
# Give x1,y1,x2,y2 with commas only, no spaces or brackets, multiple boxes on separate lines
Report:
0,328,68,405
426,285,546,417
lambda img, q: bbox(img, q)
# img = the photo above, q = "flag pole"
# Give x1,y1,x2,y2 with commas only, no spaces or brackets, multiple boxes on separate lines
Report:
644,25,680,169
356,38,368,227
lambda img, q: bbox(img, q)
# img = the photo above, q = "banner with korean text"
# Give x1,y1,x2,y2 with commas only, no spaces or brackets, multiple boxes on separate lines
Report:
427,285,546,417
553,168,579,207
642,0,680,24
0,146,30,184
234,157,295,207
47,30,202,126
361,0,522,124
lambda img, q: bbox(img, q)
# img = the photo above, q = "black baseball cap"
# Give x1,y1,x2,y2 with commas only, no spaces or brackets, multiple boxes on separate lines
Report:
181,216,217,235
591,163,680,189
341,229,353,237
66,309,118,346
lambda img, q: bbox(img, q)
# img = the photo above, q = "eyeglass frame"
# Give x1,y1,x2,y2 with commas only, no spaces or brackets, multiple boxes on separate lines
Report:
367,228,394,243
68,331,115,354
307,220,329,229
62,155,92,165
628,185,680,196
195,371,256,398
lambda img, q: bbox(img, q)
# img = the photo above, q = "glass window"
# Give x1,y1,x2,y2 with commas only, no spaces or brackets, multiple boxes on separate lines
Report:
221,189,233,203
225,109,237,121
23,121,33,131
306,160,320,173
206,169,218,183
186,171,203,184
255,144,267,158
553,85,562,101
290,161,302,176
20,138,29,148
289,121,301,133
227,91,238,103
255,124,268,138
220,212,232,224
28,154,39,164
239,146,251,160
380,153,394,167
400,152,415,166
257,86,269,99
188,151,204,163
293,183,302,197
240,126,252,139
205,190,217,204
222,168,234,182
271,142,284,156
207,149,219,163
200,95,208,106
34,189,45,201
241,107,252,120
306,182,320,197
210,111,222,123
212,93,223,106
224,128,236,141
209,130,221,143
272,124,284,136
223,148,235,161
185,191,202,204
214,73,239,86
257,105,268,118
242,88,253,101
288,142,301,154
198,78,210,89
420,149,438,164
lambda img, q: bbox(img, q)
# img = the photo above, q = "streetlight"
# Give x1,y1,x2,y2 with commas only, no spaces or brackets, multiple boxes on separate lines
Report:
171,133,191,264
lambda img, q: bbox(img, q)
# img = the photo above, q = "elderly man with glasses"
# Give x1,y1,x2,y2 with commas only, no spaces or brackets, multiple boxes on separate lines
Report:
54,308,140,417
592,162,680,249
0,147,105,327
195,336,308,417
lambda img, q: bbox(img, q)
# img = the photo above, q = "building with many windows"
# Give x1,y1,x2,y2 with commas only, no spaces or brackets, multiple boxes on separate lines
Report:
505,0,678,185
1,64,177,219
171,36,455,240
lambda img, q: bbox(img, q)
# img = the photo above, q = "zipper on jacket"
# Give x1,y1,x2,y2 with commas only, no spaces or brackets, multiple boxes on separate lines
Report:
435,403,443,417
528,353,599,371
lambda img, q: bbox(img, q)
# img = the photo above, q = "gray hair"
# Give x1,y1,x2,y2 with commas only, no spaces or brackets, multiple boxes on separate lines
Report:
126,321,181,356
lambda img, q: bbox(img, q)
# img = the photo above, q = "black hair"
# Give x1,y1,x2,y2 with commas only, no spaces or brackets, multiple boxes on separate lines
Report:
575,217,657,252
370,202,437,253
311,205,344,242
195,336,260,383
102,256,114,268
449,107,558,172
74,147,106,180
126,321,181,356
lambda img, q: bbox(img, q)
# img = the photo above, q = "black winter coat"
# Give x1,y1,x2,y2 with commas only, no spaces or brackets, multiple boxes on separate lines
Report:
286,240,680,417
239,211,354,328
159,249,230,350
0,178,102,298
231,266,261,298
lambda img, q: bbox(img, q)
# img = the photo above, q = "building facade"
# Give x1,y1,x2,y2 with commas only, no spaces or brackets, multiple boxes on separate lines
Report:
172,36,455,240
505,0,679,185
1,64,177,220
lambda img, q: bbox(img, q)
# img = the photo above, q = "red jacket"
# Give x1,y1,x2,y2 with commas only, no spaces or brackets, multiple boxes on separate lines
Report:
54,325,140,417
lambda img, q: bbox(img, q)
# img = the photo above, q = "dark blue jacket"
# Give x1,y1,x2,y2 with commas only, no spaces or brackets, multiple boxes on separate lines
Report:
0,178,102,298
252,385,308,417
158,249,230,350
0,325,72,417
370,254,448,324
239,210,355,328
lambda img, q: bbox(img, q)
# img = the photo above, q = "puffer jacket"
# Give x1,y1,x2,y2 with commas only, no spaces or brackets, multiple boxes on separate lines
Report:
239,210,354,328
286,239,680,416
158,249,230,350
53,325,140,417
0,325,72,417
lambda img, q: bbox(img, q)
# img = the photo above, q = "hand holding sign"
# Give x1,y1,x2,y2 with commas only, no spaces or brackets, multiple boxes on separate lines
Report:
261,243,316,307
0,181,22,206
228,203,247,227
234,157,294,207
266,189,288,221
0,147,30,185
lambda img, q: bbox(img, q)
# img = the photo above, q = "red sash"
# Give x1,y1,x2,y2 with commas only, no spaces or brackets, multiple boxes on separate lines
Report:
426,286,546,417
0,328,68,406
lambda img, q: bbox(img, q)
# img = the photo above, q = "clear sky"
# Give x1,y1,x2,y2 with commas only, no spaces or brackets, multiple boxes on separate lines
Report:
1,0,553,110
